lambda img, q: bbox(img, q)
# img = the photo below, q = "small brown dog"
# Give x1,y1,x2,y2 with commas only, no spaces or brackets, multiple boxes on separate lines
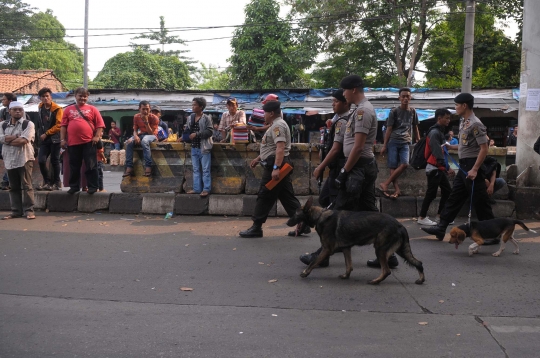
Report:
449,218,537,257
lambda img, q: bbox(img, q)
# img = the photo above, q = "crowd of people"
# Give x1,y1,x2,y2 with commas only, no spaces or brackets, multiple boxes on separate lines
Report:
0,82,537,229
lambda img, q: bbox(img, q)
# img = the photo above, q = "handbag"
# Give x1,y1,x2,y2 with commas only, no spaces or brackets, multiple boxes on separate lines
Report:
182,114,196,143
74,104,96,135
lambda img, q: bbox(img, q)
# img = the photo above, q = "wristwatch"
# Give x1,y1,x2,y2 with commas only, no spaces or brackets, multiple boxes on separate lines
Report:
273,164,280,170
340,167,347,174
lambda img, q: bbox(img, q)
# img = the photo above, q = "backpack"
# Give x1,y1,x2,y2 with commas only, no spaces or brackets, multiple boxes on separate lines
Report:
410,136,428,170
2,119,30,132
157,126,168,141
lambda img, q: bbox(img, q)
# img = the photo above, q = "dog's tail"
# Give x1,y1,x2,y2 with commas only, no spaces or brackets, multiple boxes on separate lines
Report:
514,220,538,234
395,226,425,285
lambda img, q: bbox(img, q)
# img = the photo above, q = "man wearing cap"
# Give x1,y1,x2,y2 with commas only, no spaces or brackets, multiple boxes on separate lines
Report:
422,93,495,241
0,101,36,220
247,94,279,135
218,98,246,142
299,75,398,268
239,100,303,238
151,105,169,142
123,100,159,177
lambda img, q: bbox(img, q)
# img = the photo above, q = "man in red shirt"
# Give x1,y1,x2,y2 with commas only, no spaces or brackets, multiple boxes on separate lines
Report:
60,87,105,194
123,101,159,177
108,121,121,150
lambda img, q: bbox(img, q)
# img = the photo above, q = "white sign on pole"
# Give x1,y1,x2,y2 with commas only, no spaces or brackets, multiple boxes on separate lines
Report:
525,89,540,111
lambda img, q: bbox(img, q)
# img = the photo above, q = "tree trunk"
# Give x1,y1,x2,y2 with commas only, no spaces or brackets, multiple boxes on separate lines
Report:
407,0,427,87
391,0,405,82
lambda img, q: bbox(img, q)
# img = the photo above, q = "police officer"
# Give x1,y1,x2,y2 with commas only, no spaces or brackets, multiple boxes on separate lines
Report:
300,75,399,268
422,93,495,242
315,89,349,208
239,100,303,238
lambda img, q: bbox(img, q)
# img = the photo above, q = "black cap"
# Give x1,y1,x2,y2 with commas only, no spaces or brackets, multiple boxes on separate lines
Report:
262,100,281,113
454,93,474,104
332,89,347,103
151,105,162,113
340,75,364,89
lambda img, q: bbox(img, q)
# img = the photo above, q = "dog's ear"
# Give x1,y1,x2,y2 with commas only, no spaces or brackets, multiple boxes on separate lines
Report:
303,196,313,213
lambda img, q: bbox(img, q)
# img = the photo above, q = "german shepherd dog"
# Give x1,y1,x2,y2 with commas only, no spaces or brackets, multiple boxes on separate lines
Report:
287,197,425,285
449,218,538,257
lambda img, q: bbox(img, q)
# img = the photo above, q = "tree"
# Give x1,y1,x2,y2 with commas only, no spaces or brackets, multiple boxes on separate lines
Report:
5,10,84,88
194,63,231,90
0,0,34,64
130,16,196,71
93,48,191,90
286,0,523,88
228,0,309,89
423,3,521,88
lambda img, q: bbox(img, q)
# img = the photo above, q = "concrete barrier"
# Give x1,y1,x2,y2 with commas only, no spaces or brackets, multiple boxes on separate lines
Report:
208,195,243,216
78,192,110,213
0,190,10,210
109,193,143,214
174,194,208,215
141,193,175,214
34,192,48,210
47,191,79,212
242,195,276,217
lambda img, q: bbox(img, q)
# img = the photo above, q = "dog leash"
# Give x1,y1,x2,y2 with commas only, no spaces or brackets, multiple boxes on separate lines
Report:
443,146,474,225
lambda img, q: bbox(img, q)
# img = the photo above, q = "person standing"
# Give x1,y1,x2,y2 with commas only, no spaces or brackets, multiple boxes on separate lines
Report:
0,101,36,219
239,100,301,238
108,121,121,150
36,87,63,191
122,101,159,177
184,97,213,197
1,93,18,190
417,108,452,226
448,131,459,145
300,76,395,268
422,93,495,241
379,88,420,199
218,97,246,142
507,126,518,146
60,87,105,195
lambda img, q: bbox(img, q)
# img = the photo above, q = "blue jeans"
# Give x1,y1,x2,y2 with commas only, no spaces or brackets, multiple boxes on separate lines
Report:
387,141,410,169
2,171,8,185
125,134,156,168
493,178,506,193
110,143,120,150
191,148,211,193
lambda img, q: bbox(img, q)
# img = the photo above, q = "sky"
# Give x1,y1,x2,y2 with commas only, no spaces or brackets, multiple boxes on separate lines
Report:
23,0,290,79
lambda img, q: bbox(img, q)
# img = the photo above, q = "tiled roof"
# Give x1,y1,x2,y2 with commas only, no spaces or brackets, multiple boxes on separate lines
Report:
0,69,66,93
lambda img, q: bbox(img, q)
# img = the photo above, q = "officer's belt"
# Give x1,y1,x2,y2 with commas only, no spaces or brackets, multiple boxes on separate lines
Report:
260,155,291,169
344,157,375,168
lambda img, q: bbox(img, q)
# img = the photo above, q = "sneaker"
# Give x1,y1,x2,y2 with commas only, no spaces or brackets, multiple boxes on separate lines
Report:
42,183,53,191
51,184,61,191
35,184,44,191
417,217,437,226
67,188,79,194
87,187,97,194
239,225,263,238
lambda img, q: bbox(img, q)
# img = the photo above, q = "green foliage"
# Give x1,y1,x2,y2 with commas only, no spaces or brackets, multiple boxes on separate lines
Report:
286,0,523,88
130,16,196,71
93,48,192,90
228,0,310,89
5,9,83,89
194,63,231,90
0,0,34,64
424,4,521,89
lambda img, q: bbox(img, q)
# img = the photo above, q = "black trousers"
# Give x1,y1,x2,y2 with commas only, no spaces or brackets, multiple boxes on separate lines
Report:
7,160,34,215
333,158,378,212
440,158,494,224
68,142,98,191
319,165,341,208
419,169,452,218
38,141,61,185
252,158,300,226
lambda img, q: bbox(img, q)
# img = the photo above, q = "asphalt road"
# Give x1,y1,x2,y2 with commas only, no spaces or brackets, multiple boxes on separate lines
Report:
1,212,539,357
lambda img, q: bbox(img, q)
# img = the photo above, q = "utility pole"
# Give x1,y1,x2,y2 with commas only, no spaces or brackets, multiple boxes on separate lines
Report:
83,0,89,88
461,0,475,93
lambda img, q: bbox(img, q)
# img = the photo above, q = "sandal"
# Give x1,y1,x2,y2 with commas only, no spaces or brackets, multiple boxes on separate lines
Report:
143,167,152,177
200,191,209,197
186,190,197,194
2,214,22,220
376,187,393,199
26,213,36,220
390,192,400,200
122,168,134,178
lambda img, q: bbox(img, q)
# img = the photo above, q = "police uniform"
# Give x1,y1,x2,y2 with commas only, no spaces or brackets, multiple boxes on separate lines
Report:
333,98,379,212
251,117,301,226
318,113,348,207
439,113,494,224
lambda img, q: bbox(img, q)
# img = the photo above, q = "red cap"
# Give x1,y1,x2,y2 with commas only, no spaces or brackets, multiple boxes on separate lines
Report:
262,94,279,104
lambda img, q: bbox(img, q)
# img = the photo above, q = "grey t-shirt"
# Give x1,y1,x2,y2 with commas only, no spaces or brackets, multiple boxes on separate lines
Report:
387,107,418,144
342,98,377,159
259,117,291,160
458,113,488,159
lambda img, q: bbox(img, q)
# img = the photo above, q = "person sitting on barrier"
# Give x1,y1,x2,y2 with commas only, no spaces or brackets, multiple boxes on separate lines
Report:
123,100,159,178
184,97,214,197
218,97,246,143
151,105,169,142
483,156,505,204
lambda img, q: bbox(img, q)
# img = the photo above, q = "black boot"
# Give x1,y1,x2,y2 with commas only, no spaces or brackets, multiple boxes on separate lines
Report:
288,226,311,237
299,247,329,267
421,223,448,241
239,224,263,238
367,254,399,269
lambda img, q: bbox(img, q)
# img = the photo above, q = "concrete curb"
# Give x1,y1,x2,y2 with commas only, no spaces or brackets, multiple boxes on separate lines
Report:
0,191,519,219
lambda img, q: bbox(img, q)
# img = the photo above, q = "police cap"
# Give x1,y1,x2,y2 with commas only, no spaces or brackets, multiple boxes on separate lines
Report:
340,75,364,89
262,100,281,113
332,89,347,103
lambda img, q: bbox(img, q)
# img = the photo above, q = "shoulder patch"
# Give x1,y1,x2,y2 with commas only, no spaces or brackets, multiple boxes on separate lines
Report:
335,122,342,134
356,110,364,121
273,127,280,137
473,127,479,137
